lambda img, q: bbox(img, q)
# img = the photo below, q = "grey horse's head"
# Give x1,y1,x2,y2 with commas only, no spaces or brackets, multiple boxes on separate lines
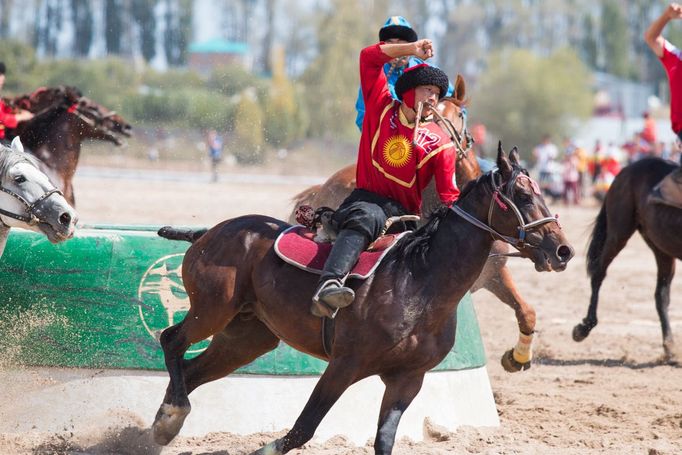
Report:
0,137,78,242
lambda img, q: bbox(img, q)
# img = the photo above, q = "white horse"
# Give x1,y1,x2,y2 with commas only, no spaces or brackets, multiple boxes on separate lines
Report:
0,137,78,257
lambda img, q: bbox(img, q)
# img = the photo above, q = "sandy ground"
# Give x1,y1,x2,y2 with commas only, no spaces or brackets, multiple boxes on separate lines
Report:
3,167,682,454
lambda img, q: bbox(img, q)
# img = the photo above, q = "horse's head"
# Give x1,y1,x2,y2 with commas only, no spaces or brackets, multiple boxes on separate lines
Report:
13,86,132,145
455,143,573,272
75,96,133,145
0,137,77,242
434,74,480,185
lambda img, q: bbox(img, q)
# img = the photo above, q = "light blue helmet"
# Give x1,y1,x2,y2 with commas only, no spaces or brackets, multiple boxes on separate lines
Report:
379,16,418,43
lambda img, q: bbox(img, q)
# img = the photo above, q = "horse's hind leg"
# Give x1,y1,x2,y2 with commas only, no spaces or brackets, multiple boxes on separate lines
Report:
649,246,677,363
252,358,361,454
152,319,198,445
153,313,278,445
153,275,246,445
183,314,279,393
573,200,636,342
374,372,425,454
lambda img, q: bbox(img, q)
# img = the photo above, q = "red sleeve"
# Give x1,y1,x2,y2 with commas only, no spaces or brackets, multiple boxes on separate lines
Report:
0,102,18,129
661,40,682,78
359,43,393,111
432,146,460,205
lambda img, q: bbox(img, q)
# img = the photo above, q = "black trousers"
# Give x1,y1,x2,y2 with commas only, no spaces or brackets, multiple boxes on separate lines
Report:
319,189,411,284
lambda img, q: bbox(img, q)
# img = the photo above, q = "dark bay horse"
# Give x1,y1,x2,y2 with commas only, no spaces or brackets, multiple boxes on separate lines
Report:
152,146,574,454
573,157,681,363
290,77,539,373
6,86,132,206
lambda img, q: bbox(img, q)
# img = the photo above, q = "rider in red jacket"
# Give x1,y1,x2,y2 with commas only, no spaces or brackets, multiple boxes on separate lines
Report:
311,39,459,318
645,3,682,207
0,62,34,143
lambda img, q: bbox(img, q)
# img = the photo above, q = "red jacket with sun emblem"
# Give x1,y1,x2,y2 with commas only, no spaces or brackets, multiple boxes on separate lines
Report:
356,43,459,214
0,99,19,140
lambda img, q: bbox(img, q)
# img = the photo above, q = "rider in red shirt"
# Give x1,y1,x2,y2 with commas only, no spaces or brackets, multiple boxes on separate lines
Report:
645,3,682,207
0,62,34,143
311,39,459,318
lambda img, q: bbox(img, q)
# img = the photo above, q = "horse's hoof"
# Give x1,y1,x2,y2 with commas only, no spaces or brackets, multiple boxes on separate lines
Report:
662,348,680,366
572,324,589,342
251,440,283,455
501,349,531,373
152,403,191,445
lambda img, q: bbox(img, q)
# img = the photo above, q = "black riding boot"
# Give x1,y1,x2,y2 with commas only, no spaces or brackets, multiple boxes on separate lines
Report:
311,229,369,318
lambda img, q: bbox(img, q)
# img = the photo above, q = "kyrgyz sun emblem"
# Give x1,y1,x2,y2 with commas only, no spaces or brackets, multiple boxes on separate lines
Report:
382,135,412,167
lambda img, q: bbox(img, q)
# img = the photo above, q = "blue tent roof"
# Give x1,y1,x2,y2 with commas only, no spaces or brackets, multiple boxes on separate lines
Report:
188,38,249,54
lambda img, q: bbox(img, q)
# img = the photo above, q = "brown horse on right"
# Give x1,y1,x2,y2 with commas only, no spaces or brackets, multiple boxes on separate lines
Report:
6,86,132,206
152,147,573,454
290,76,538,372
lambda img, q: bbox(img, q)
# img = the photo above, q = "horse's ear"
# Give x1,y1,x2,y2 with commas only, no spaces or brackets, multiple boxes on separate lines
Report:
11,136,25,154
454,74,466,102
496,141,513,177
509,146,521,166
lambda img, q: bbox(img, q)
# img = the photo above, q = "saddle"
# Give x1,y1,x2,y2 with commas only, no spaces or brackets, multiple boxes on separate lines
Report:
649,167,682,209
275,206,416,279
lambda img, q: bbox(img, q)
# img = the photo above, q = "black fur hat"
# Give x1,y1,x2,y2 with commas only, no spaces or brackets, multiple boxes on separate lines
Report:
379,16,418,43
394,64,449,101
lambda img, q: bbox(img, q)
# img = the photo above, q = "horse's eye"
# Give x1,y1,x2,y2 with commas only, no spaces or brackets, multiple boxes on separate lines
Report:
13,175,27,184
518,193,533,205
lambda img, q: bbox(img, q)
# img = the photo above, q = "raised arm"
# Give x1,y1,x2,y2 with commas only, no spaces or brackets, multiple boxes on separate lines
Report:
379,39,434,62
645,3,682,58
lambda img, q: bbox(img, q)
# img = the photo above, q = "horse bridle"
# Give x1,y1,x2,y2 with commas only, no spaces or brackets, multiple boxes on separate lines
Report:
0,164,63,226
451,169,558,250
430,99,474,161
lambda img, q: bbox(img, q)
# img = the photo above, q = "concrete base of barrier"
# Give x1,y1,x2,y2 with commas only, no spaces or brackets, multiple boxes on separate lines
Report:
0,366,499,446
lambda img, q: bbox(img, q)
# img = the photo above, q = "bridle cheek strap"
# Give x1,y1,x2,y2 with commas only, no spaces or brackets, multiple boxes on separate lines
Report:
0,186,63,226
452,171,558,250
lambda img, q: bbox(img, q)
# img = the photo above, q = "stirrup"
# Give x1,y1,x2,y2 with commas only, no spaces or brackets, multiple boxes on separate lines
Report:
311,278,354,318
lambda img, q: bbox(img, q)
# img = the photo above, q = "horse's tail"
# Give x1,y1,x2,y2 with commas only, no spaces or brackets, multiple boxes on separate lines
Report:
288,184,321,223
158,226,208,243
586,202,608,278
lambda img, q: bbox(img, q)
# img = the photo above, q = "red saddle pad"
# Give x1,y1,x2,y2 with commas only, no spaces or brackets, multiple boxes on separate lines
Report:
273,225,409,279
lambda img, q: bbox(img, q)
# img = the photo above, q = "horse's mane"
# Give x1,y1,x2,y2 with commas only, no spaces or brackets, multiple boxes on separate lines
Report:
389,167,524,273
440,95,469,109
391,171,488,272
0,145,40,177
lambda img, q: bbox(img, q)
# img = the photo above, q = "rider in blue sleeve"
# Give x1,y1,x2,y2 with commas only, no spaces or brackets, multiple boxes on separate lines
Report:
355,16,454,131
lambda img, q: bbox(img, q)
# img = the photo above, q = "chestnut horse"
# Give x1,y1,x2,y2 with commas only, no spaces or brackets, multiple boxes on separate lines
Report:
6,86,132,206
290,76,538,372
152,147,574,454
573,157,681,363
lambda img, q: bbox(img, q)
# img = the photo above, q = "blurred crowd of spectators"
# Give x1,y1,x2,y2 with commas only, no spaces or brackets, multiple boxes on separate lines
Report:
529,113,680,206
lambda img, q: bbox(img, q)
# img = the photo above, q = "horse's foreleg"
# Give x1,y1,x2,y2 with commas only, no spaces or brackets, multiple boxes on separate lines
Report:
374,372,425,455
252,358,360,455
652,249,677,364
481,262,536,373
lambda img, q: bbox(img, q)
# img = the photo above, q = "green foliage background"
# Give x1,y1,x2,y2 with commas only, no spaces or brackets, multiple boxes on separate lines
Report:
472,49,593,158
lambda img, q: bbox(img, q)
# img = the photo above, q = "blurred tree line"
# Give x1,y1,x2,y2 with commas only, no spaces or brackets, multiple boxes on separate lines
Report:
0,0,681,160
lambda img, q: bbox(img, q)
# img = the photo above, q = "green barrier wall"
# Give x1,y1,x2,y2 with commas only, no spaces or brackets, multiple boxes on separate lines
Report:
0,226,486,374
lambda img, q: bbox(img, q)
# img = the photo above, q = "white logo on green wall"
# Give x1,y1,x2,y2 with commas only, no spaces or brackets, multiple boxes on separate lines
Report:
137,253,209,355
